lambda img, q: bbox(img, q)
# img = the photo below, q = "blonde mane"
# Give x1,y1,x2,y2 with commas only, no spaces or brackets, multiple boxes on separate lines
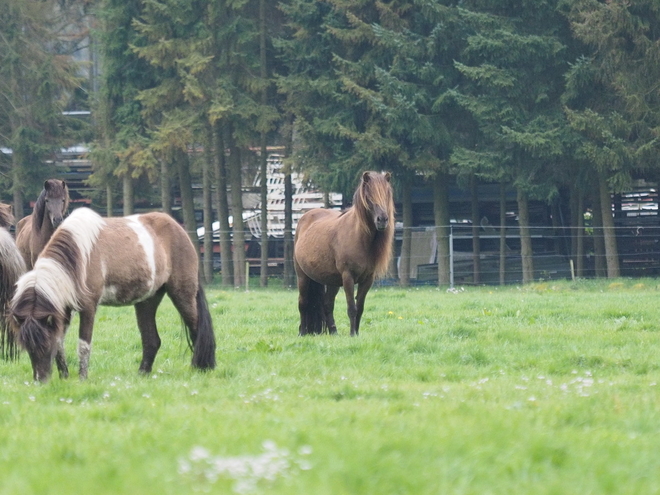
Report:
352,171,395,277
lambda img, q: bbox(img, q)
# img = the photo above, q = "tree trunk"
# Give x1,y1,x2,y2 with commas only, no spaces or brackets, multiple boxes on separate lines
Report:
470,175,481,284
228,135,246,288
598,172,620,278
259,0,269,287
591,187,607,278
576,190,584,277
517,188,534,284
214,122,233,287
433,173,450,286
499,182,507,285
550,199,565,256
161,158,171,215
400,182,412,287
283,169,295,288
202,127,215,284
12,163,24,220
106,184,113,217
570,186,578,266
123,174,134,216
175,148,199,251
259,142,269,287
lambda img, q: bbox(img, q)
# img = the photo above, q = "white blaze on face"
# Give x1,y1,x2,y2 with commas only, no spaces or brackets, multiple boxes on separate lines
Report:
126,215,157,292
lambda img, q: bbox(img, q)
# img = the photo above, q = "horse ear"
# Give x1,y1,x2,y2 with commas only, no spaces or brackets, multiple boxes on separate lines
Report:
61,180,67,189
384,172,391,182
44,180,51,190
362,171,371,183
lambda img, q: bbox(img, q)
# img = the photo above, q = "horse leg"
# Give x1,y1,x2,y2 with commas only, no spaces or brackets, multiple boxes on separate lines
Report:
135,291,165,374
55,340,68,379
297,274,325,335
77,309,97,380
55,312,72,379
341,275,359,336
296,273,310,335
324,285,340,335
354,276,374,336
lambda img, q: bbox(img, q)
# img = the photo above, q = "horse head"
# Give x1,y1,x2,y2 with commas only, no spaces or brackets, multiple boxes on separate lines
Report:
10,274,71,382
43,179,69,228
0,203,14,229
359,171,393,232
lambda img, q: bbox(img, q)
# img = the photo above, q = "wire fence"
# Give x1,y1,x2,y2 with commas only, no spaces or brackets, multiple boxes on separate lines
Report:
201,222,660,286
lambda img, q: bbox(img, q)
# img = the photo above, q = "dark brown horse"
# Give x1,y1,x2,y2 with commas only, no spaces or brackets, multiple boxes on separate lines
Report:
10,207,216,382
15,179,70,269
294,171,394,336
0,204,27,360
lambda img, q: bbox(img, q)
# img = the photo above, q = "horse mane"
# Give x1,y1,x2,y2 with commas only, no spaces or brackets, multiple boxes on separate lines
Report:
12,289,60,354
351,171,395,278
0,227,26,360
13,208,105,316
33,180,69,231
32,189,48,230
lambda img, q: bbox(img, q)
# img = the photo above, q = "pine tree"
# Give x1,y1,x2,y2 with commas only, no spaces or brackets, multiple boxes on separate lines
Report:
92,0,159,215
563,0,660,278
279,0,464,284
0,0,85,215
449,1,571,283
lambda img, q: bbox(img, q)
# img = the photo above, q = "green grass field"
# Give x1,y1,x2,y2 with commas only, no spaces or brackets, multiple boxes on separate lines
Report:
2,278,660,494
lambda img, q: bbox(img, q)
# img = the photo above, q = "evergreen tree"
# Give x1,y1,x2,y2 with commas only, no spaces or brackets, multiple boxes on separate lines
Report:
92,0,159,215
279,0,464,284
0,0,86,215
563,0,660,278
449,1,571,283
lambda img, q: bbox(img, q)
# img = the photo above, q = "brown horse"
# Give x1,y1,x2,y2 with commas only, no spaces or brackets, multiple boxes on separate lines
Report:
10,207,216,382
0,204,27,360
0,203,15,228
294,171,394,336
15,179,70,269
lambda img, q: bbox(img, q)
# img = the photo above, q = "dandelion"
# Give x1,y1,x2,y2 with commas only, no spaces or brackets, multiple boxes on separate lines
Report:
298,445,313,456
179,441,313,493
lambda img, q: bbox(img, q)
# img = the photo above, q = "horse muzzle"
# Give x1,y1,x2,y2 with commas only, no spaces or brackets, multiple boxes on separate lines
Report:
375,215,389,231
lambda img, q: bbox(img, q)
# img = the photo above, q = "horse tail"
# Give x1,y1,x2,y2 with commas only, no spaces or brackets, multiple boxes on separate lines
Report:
189,284,216,370
299,279,326,335
0,229,27,360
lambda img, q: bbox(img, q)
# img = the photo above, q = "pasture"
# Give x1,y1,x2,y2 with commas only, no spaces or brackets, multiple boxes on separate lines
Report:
1,279,660,494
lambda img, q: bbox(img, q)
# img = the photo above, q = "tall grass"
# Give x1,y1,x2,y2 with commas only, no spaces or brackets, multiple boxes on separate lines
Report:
1,279,660,494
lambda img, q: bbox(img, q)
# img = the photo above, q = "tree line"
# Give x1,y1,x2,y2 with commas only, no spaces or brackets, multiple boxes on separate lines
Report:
1,0,659,287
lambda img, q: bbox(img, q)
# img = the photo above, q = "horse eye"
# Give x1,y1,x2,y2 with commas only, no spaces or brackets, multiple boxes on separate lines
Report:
41,316,56,329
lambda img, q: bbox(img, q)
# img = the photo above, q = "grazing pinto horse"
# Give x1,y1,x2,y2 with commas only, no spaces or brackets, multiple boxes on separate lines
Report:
16,179,70,269
0,204,26,360
294,171,394,336
10,207,216,382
